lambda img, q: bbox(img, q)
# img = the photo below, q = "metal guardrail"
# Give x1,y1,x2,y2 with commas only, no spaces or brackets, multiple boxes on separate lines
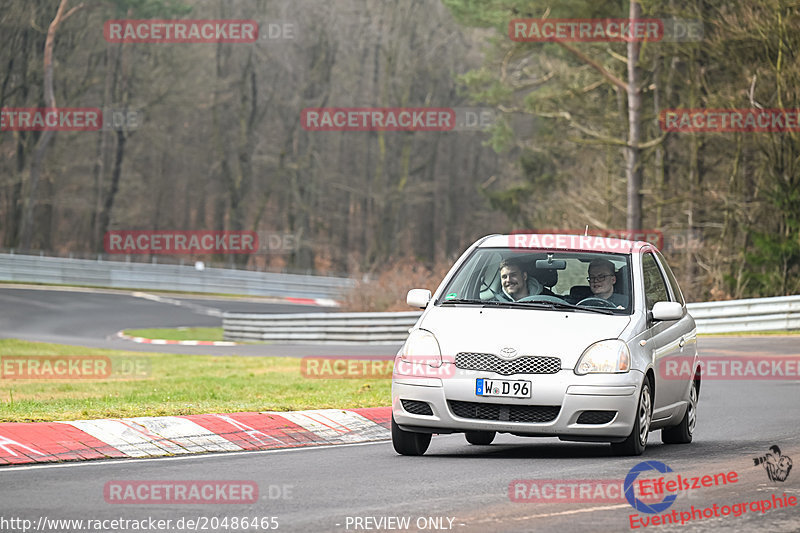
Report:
0,252,355,300
687,294,800,334
223,311,422,344
223,295,800,344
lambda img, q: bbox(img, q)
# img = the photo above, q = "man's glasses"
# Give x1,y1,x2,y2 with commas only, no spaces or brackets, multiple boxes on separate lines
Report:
587,274,612,283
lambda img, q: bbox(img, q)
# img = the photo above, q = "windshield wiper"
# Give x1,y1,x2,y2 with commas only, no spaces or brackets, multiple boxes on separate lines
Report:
439,299,542,308
539,301,616,315
482,301,554,309
439,298,485,305
478,300,616,314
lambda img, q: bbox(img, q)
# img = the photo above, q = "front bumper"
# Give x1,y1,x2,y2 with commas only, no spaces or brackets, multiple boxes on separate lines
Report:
392,366,644,439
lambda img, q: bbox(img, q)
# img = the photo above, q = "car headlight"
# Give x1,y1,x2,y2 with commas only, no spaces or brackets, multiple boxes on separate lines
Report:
401,329,442,368
575,339,630,375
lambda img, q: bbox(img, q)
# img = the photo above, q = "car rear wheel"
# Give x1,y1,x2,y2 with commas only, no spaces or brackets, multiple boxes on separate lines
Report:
465,431,496,445
391,415,431,456
610,378,652,456
662,379,698,444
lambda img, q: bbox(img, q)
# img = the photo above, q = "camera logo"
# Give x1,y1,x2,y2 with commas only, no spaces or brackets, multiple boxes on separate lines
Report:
753,445,793,482
624,461,677,514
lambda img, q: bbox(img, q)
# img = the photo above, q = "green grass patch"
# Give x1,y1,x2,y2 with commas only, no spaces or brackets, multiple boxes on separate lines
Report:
124,327,225,342
0,339,389,422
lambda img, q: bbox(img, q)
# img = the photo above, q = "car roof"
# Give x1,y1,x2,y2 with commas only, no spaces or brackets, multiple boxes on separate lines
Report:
478,233,651,254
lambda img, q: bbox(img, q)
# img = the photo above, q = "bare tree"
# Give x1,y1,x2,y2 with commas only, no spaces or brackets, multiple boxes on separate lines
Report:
18,0,84,250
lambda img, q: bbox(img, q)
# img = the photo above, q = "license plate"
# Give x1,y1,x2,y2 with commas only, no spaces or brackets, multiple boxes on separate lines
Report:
476,378,531,398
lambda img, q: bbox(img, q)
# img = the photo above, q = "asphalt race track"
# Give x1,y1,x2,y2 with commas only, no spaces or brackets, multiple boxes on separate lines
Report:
1,286,799,532
2,361,799,533
0,286,398,357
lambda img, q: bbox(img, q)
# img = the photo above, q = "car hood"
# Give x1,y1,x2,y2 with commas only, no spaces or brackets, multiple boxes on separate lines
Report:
419,306,632,369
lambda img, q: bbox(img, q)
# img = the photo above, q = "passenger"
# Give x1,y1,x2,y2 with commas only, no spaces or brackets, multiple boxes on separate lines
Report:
587,258,628,308
497,259,542,302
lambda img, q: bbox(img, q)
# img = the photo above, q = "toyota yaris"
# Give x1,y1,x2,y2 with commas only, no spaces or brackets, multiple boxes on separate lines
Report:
391,233,700,456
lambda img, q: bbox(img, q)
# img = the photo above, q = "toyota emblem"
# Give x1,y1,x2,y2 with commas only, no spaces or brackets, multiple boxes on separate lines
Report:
499,347,518,359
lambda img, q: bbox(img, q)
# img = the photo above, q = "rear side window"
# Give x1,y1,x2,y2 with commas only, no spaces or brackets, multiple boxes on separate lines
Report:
642,252,669,311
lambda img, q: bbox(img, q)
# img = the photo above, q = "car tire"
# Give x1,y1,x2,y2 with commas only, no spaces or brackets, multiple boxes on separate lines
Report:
662,379,698,444
610,377,652,456
465,431,496,445
391,415,431,456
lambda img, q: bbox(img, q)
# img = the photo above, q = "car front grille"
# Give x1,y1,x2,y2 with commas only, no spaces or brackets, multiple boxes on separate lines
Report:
448,400,560,423
576,410,617,424
401,399,434,416
454,352,561,375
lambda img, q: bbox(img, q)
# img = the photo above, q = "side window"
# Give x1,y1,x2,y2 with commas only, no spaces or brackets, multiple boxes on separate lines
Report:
642,252,669,312
655,250,685,306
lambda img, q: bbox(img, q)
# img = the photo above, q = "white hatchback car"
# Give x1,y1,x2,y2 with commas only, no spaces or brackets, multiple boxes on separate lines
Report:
391,234,700,456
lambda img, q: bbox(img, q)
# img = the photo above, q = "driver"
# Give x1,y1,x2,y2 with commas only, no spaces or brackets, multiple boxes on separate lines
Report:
497,259,542,302
587,258,628,308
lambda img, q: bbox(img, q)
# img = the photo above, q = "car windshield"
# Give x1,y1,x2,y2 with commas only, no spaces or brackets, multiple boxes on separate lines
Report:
438,247,633,314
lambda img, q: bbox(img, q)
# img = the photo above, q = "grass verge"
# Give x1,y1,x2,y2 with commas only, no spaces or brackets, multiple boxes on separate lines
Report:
0,339,389,422
123,327,225,342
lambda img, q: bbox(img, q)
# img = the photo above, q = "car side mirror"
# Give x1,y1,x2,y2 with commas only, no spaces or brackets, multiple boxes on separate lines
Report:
651,301,683,321
407,289,431,309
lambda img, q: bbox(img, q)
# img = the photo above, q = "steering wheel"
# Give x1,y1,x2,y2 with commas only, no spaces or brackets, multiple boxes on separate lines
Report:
517,294,569,304
576,297,618,308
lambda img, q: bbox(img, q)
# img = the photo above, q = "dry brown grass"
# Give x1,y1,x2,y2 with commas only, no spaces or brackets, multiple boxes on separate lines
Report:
341,259,453,312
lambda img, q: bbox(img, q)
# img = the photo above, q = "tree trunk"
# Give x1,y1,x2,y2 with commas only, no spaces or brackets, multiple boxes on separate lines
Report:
19,0,80,250
90,43,116,251
625,0,643,231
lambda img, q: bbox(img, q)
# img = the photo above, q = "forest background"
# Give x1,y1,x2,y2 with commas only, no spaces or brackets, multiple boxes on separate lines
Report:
2,0,799,309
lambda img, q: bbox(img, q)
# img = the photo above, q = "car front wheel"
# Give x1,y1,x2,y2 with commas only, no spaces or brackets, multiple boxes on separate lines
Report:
391,415,431,456
662,379,698,444
611,377,652,456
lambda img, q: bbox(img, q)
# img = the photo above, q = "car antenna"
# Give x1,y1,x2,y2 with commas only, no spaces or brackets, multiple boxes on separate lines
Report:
584,225,589,236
